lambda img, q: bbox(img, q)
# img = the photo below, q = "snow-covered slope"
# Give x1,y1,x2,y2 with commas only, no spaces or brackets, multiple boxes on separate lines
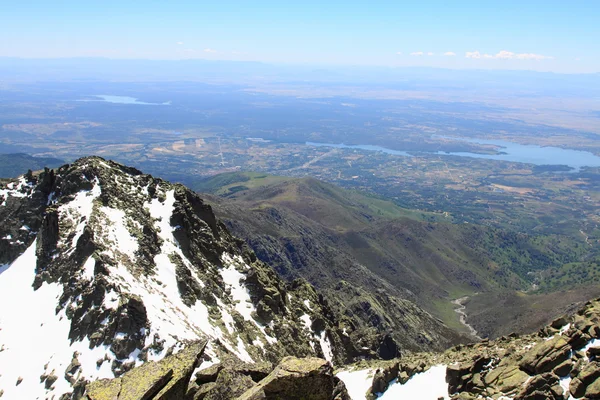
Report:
0,157,346,399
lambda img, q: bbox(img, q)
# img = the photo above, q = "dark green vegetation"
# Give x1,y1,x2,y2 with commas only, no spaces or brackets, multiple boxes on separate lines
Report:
0,153,64,178
197,172,600,338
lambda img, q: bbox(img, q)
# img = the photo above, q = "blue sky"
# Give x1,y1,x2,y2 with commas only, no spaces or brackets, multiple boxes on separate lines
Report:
1,0,599,73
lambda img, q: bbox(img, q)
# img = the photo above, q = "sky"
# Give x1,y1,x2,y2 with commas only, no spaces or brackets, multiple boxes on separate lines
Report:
1,0,599,73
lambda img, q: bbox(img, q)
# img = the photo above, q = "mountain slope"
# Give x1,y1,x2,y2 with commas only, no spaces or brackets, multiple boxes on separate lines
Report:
0,153,64,178
0,157,462,399
198,173,594,337
0,158,342,399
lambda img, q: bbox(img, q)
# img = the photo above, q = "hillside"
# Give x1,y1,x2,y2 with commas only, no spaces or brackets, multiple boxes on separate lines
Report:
196,172,600,338
0,153,64,178
0,157,462,399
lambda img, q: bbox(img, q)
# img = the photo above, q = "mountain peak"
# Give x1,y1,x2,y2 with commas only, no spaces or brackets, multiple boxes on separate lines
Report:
0,158,350,399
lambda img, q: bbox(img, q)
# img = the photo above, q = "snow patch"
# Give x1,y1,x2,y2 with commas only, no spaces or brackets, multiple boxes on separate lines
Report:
378,365,448,400
300,313,312,331
99,206,138,260
58,178,101,250
336,369,374,400
220,252,277,345
318,330,334,362
0,176,32,206
559,375,575,400
0,240,120,399
82,256,96,281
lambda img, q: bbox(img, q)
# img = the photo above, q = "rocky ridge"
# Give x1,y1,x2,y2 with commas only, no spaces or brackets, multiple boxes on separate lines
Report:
338,297,600,399
0,157,361,399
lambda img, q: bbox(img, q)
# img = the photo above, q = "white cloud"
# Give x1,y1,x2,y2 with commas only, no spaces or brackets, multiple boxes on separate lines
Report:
444,52,456,56
466,50,553,61
396,52,403,55
466,51,482,59
203,48,217,53
427,52,434,56
177,41,184,45
410,51,424,56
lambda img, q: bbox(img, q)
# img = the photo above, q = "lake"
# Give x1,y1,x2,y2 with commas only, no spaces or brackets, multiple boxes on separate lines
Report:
307,138,600,171
79,95,171,105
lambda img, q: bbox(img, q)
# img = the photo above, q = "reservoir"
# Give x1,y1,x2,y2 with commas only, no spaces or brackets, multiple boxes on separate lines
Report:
307,138,600,171
79,95,171,105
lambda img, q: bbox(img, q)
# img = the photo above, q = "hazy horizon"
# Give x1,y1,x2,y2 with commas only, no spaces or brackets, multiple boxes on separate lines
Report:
2,1,598,73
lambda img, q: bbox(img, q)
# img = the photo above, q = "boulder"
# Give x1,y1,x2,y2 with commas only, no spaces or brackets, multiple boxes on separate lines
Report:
514,372,563,400
518,336,571,374
446,362,472,394
570,361,600,398
483,365,529,394
239,357,339,400
85,341,205,400
370,362,399,395
552,360,572,377
203,369,256,400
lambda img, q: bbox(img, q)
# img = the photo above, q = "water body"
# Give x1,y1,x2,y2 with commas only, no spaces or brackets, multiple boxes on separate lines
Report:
79,95,171,105
307,139,600,171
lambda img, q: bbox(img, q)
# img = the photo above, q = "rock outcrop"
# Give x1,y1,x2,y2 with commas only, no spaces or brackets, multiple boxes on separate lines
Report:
338,298,600,400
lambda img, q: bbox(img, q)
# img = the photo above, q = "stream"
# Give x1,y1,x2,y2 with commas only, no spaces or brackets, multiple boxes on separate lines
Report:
452,296,482,340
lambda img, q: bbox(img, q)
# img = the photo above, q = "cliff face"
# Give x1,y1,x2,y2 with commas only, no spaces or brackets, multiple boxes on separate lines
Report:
0,157,356,399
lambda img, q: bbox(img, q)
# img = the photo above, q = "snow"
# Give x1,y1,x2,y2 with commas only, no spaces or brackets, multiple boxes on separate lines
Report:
300,313,312,331
139,188,254,361
559,375,576,400
3,235,11,240
220,252,277,345
559,323,571,335
0,177,32,206
378,365,448,400
103,289,120,310
82,256,96,280
58,178,101,250
99,206,138,260
318,330,334,362
220,253,254,321
0,240,119,399
304,299,312,310
336,369,374,400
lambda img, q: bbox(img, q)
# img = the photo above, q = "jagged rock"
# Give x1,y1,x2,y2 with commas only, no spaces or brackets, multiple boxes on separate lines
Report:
238,357,338,400
203,369,256,400
519,336,571,374
570,361,600,398
567,329,591,350
85,341,205,400
370,362,399,395
446,362,472,394
514,373,562,400
194,358,272,386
